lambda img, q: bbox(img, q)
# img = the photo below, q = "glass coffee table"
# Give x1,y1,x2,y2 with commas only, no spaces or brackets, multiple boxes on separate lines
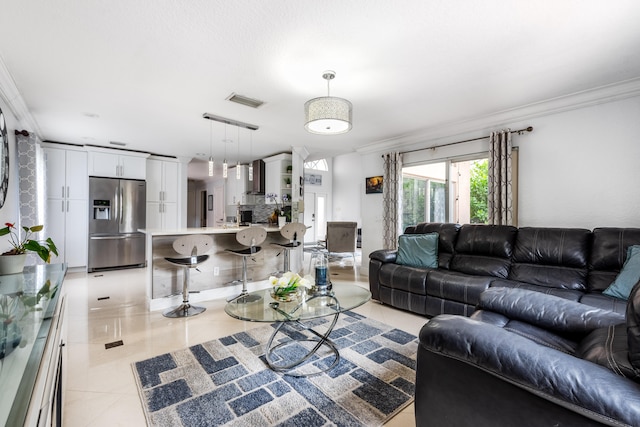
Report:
225,284,371,377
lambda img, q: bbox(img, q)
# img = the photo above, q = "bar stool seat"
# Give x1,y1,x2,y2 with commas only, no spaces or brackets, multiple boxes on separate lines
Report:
163,235,213,318
272,222,307,273
226,226,267,303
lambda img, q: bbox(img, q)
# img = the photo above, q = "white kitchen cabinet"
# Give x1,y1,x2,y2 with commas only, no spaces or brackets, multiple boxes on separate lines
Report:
226,165,251,205
146,158,180,229
88,150,147,179
264,153,292,205
43,147,88,268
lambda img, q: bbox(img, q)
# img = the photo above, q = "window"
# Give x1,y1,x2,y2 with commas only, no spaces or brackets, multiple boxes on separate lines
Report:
304,159,328,171
402,156,488,229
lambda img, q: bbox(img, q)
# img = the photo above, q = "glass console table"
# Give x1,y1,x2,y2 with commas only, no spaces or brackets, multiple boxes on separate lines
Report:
225,284,371,377
0,263,67,427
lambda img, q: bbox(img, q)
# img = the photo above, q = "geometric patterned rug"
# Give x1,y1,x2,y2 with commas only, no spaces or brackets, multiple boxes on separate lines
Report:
132,311,417,426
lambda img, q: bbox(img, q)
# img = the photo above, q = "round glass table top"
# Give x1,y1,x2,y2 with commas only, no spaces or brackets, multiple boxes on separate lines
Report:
224,284,371,322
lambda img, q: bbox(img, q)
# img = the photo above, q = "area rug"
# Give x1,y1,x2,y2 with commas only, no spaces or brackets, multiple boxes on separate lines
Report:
132,311,417,426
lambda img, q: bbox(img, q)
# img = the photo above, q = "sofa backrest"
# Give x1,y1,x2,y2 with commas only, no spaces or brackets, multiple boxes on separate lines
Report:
450,224,517,278
509,227,591,291
405,222,460,269
589,227,640,292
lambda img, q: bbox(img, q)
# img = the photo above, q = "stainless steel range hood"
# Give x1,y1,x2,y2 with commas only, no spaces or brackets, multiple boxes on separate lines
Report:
249,159,265,194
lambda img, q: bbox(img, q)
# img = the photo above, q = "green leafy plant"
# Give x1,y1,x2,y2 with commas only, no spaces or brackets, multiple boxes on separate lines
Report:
0,223,58,263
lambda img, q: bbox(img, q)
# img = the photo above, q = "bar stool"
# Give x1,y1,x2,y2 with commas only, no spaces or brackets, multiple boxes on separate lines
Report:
163,234,213,318
272,222,307,273
226,226,267,303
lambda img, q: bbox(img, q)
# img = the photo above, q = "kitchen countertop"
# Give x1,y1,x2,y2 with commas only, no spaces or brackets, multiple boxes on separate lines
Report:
139,225,283,236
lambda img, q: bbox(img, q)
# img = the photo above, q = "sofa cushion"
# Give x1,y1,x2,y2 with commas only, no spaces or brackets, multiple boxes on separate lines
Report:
579,293,628,315
603,245,640,300
396,233,438,269
450,224,517,278
627,281,640,372
426,269,494,306
576,324,640,382
406,222,460,269
589,227,640,292
490,279,583,302
378,263,428,295
509,227,590,291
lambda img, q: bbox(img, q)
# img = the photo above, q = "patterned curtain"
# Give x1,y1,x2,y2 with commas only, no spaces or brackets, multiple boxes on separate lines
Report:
17,133,46,265
382,152,402,249
487,129,513,225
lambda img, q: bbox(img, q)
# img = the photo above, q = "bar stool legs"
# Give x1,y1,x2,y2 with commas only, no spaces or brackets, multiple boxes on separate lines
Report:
227,255,262,303
163,264,206,318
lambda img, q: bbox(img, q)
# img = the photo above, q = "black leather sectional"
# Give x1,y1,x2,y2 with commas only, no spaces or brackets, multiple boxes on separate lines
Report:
369,223,640,317
369,223,640,426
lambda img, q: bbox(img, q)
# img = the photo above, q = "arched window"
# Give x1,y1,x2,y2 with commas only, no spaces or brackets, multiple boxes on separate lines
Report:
304,159,328,171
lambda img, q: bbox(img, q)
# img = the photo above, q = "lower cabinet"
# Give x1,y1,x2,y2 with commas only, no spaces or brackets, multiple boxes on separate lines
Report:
46,199,88,268
147,201,178,230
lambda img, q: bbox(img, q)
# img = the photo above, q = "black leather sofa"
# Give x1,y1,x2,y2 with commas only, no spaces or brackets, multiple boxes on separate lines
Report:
369,223,640,317
416,284,640,426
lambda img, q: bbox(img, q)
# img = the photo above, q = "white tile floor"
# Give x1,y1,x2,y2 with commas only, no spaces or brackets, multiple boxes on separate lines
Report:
62,260,426,426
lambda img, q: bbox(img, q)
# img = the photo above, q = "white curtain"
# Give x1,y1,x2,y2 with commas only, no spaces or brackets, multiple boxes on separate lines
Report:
487,129,513,225
382,152,402,249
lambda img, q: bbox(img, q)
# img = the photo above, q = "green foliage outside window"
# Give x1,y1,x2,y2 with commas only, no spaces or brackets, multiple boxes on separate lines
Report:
470,159,488,224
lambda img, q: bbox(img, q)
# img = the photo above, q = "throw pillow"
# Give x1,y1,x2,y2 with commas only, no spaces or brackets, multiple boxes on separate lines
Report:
603,245,640,300
396,233,439,269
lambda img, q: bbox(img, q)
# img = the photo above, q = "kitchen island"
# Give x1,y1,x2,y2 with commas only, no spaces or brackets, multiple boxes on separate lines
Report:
140,226,304,311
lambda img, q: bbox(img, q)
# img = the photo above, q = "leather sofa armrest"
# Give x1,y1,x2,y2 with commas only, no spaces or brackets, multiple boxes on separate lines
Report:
479,287,624,335
420,315,640,426
369,249,397,263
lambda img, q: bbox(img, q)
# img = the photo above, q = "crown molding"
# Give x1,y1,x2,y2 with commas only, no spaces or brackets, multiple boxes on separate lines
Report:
356,77,640,154
0,54,41,135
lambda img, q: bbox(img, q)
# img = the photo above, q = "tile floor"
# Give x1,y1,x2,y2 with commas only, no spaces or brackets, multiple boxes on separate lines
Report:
62,259,426,426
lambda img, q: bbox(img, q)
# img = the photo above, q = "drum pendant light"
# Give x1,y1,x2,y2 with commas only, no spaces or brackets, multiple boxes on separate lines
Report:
304,70,352,135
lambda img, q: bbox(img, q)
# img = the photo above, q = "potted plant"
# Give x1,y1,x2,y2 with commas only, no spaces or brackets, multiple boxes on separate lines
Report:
284,177,291,188
0,223,58,274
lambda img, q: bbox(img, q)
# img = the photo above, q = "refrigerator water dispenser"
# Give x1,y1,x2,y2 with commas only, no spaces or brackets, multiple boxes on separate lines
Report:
93,199,110,220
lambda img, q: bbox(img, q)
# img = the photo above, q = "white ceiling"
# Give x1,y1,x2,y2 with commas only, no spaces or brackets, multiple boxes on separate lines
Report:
1,1,640,166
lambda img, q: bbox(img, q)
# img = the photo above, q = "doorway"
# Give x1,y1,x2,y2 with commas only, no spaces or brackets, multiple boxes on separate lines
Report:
303,191,327,244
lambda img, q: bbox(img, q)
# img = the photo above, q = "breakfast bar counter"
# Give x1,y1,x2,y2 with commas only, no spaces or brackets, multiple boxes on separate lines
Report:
140,226,303,311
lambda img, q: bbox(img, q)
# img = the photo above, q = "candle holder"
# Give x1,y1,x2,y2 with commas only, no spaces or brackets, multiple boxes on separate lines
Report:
311,251,332,295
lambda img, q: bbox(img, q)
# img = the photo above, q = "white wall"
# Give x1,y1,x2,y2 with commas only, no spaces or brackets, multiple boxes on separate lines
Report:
340,94,640,276
332,153,362,225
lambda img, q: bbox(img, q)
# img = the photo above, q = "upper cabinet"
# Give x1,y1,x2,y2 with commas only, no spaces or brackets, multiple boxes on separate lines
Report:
264,153,292,205
147,158,178,203
87,150,148,179
146,158,180,230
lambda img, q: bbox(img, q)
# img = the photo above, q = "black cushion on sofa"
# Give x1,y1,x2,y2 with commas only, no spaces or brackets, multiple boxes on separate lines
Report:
509,227,590,290
589,228,640,292
576,324,640,382
450,224,517,277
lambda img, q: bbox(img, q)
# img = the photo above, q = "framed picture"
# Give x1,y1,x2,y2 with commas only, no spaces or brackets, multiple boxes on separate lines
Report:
208,194,213,211
365,176,383,194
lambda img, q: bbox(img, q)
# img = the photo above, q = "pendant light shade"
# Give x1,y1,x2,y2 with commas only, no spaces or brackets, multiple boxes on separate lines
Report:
304,71,352,135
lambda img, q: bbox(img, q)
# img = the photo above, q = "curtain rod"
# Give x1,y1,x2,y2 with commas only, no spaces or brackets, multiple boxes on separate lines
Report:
393,126,533,156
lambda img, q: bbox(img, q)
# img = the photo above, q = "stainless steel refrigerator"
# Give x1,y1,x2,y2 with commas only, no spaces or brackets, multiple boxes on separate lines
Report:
88,177,146,272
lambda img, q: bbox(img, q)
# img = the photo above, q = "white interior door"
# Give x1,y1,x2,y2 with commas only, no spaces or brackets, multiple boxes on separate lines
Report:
213,185,224,227
303,192,327,244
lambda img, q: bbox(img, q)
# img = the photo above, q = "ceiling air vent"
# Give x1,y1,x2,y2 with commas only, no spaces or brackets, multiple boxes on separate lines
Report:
226,93,265,109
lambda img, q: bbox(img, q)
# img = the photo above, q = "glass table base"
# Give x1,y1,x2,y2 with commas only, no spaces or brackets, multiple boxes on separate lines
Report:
264,293,340,377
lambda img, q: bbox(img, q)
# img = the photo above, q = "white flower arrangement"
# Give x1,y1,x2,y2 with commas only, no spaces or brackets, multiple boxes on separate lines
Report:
269,271,312,300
